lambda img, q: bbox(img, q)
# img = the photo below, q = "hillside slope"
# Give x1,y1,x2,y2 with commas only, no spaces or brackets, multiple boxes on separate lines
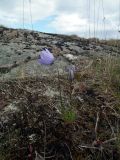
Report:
0,27,120,160
0,26,119,80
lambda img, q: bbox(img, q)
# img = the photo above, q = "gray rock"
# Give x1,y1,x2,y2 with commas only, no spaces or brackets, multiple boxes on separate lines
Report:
0,27,119,80
69,45,84,55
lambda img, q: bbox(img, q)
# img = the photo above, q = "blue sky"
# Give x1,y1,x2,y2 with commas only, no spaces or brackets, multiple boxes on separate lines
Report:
12,15,57,34
33,16,57,33
0,0,120,39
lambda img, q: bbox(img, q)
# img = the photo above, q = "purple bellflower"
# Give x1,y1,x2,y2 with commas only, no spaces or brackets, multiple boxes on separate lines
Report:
38,48,55,65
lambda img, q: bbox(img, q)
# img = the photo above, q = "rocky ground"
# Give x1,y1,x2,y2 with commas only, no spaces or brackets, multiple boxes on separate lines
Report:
0,26,120,160
0,26,119,80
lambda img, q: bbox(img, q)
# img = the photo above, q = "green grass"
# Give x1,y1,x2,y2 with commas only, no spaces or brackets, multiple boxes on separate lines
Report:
91,55,120,94
61,108,76,123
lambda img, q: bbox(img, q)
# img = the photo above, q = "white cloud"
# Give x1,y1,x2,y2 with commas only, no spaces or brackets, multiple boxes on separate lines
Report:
0,0,56,25
51,14,88,33
0,0,120,39
51,0,120,39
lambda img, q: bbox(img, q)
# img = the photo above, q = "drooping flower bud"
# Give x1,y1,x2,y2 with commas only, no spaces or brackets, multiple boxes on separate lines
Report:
66,65,76,81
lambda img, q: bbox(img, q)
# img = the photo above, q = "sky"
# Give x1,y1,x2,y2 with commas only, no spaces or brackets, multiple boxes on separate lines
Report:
0,0,120,39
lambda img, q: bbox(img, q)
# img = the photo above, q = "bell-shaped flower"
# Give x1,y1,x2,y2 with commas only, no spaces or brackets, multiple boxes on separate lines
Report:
38,48,54,65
